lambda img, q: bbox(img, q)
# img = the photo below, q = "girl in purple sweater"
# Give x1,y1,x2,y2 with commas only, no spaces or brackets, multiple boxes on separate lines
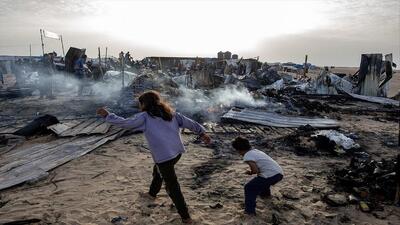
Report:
96,91,211,224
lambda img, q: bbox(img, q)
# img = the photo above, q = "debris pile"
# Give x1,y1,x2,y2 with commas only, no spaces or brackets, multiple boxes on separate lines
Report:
281,126,361,156
330,154,399,212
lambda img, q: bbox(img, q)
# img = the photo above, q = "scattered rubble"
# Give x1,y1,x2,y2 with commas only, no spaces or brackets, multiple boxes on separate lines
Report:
323,193,348,206
13,114,59,137
330,154,399,212
279,125,363,156
0,50,399,224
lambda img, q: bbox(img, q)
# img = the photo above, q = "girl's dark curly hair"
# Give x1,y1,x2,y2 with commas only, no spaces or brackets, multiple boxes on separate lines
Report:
138,91,174,121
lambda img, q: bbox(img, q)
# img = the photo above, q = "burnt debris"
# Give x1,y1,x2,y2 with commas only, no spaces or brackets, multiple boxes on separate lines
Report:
330,153,399,212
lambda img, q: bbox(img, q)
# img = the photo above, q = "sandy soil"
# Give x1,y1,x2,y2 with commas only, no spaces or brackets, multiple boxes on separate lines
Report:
0,112,399,225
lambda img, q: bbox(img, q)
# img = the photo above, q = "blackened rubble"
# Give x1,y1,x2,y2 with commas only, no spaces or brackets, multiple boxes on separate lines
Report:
329,154,399,212
0,49,399,224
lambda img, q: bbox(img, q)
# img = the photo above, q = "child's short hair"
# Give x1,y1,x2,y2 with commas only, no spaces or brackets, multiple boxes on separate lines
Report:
232,137,251,151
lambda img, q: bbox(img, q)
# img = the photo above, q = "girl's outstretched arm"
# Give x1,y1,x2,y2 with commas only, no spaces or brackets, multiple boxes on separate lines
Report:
175,112,205,134
175,112,211,144
97,107,145,131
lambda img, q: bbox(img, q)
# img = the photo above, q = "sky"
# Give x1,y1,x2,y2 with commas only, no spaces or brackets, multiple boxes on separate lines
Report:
0,0,399,66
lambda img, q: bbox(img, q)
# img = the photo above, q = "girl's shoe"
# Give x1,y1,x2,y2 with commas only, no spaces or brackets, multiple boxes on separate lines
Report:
182,218,193,224
139,192,156,200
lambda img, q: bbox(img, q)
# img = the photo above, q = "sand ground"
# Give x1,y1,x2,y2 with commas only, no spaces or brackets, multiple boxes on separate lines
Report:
0,67,399,224
0,112,399,225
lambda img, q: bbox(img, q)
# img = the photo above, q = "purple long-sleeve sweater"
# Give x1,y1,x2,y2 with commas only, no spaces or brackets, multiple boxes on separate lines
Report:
105,112,206,163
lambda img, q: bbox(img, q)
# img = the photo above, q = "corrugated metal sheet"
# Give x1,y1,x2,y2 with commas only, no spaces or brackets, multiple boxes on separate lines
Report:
347,92,399,107
0,118,111,136
48,118,111,137
221,108,339,128
0,128,124,191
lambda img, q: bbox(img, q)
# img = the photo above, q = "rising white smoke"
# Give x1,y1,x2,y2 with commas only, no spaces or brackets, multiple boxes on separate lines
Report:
174,84,268,120
211,85,267,108
91,70,137,99
25,70,137,99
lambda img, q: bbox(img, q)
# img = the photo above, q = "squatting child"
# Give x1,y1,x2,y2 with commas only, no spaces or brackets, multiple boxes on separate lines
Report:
232,137,284,215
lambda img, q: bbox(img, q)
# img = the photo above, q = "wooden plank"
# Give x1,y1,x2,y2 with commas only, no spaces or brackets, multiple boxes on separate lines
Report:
202,123,213,133
255,126,266,134
211,124,225,133
248,127,260,134
236,124,252,134
220,125,238,133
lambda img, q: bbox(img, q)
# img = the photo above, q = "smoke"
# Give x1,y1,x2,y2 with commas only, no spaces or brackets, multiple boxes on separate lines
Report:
91,70,138,99
174,84,268,120
211,85,267,108
18,67,137,100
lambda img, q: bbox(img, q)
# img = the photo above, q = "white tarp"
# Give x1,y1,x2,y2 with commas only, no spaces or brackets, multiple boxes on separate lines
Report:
312,130,360,150
43,30,61,40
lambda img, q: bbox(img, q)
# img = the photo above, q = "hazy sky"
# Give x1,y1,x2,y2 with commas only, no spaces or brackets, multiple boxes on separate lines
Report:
0,0,399,66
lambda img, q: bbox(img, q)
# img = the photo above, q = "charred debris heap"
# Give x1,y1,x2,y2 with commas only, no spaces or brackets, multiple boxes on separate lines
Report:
0,49,399,213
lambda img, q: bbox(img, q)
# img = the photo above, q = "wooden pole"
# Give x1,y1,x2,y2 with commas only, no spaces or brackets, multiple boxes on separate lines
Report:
29,44,32,63
98,47,103,79
304,54,308,76
121,57,125,87
105,47,108,69
40,29,45,56
395,154,400,205
60,35,65,57
158,57,162,71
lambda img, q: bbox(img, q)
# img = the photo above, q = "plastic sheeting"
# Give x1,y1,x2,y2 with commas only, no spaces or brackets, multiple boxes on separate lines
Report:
312,130,360,150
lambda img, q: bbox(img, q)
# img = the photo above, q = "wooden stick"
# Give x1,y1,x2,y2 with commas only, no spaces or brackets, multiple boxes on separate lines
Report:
395,154,400,205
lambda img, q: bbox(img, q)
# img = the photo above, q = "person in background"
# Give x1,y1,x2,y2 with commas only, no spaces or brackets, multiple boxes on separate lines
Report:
96,91,211,224
119,51,125,68
232,137,283,215
74,54,87,96
39,53,55,99
125,51,131,65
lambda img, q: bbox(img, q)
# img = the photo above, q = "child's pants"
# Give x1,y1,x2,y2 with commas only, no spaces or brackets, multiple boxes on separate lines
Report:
148,154,190,220
244,173,283,214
